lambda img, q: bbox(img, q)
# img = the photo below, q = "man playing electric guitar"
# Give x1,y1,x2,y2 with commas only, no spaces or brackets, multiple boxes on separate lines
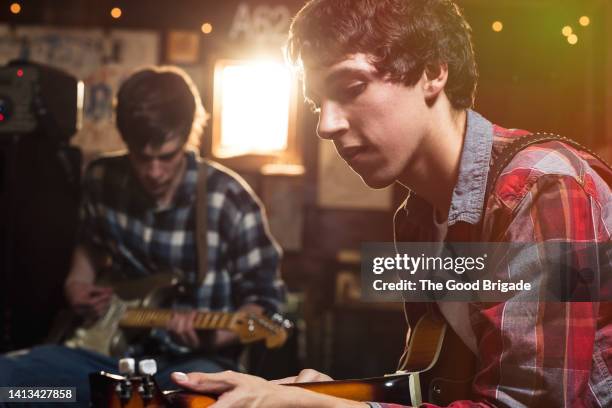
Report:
0,66,286,406
170,0,612,407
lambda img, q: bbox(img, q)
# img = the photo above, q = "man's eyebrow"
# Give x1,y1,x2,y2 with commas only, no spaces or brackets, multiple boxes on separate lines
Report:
304,66,374,103
158,150,179,159
134,146,182,160
324,66,374,85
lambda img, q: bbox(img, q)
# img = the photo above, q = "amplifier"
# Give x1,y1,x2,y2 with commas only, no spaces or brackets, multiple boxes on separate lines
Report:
0,61,83,142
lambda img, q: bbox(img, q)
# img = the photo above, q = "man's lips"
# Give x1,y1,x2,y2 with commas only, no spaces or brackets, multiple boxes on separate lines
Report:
339,145,369,162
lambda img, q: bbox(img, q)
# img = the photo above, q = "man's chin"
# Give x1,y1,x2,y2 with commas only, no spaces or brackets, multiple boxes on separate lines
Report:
145,185,169,198
359,174,394,190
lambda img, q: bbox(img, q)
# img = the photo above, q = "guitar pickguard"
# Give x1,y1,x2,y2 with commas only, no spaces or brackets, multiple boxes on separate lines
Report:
64,296,138,356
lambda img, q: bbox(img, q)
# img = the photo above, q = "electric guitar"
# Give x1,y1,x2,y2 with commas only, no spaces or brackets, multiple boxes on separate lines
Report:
57,273,291,357
89,311,474,407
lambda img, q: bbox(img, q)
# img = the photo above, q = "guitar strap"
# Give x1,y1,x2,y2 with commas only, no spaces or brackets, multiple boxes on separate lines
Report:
482,132,612,236
196,160,208,285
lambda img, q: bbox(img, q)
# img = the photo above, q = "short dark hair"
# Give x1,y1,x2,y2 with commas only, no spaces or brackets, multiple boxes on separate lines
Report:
286,0,478,109
115,66,206,152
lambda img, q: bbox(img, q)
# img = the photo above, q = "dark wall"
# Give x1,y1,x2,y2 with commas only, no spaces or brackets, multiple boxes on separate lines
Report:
460,0,607,146
1,135,81,351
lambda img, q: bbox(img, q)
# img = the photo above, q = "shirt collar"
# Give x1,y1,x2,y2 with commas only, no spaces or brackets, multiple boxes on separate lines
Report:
400,109,493,227
446,109,493,226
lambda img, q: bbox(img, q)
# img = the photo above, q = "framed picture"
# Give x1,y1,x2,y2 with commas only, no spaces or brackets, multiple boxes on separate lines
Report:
166,30,199,64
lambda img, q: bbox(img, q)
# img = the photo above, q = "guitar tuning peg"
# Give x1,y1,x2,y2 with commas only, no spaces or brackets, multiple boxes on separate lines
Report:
282,319,294,330
138,359,158,376
118,358,135,376
271,313,283,323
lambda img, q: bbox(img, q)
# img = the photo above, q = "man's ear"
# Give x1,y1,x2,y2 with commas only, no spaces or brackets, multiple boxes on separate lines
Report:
423,63,448,103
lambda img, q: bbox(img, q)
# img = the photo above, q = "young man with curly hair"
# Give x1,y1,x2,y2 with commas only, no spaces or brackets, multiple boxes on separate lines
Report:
172,1,612,406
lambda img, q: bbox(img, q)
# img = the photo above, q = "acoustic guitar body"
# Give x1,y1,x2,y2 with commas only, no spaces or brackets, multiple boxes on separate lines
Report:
416,323,475,405
400,309,476,405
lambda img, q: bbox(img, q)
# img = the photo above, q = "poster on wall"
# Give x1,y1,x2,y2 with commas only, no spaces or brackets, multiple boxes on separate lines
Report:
317,139,393,210
0,25,159,160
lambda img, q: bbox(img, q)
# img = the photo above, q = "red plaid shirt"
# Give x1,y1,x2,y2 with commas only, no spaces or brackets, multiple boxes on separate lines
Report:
385,111,612,407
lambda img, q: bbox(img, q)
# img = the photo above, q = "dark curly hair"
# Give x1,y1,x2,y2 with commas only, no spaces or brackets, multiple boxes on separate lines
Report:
286,0,478,109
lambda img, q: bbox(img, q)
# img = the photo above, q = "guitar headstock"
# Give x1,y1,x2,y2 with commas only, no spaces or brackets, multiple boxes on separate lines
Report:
90,366,217,408
89,371,166,408
229,312,293,349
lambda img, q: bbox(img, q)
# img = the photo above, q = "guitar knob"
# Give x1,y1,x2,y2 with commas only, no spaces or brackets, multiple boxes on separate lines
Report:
139,359,158,376
118,358,135,376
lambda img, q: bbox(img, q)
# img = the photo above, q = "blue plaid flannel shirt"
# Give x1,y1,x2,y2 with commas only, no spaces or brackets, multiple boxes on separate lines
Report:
78,151,285,314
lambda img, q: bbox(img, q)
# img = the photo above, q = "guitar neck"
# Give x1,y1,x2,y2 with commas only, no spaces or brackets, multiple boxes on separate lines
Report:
119,309,235,330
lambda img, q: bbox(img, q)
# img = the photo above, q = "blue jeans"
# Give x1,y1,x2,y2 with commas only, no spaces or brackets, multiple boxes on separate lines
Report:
0,345,235,407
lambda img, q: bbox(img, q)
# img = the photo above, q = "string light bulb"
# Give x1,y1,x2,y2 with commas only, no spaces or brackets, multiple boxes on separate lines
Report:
567,34,578,45
10,3,21,14
201,23,213,34
579,16,590,27
110,7,122,19
561,26,572,37
492,21,503,32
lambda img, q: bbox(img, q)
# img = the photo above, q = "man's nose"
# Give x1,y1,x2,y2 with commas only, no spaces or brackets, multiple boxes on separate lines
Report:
146,160,163,179
316,101,349,140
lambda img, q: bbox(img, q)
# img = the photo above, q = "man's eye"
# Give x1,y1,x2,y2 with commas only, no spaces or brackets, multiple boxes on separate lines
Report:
158,153,177,162
339,83,366,100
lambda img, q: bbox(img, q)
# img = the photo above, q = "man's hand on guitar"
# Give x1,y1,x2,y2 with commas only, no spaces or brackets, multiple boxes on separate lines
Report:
171,370,368,408
167,310,201,349
64,281,113,321
270,369,333,384
166,303,265,350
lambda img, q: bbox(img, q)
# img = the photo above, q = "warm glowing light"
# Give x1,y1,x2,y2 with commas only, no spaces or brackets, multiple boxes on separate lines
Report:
261,163,305,176
76,81,85,131
567,34,578,45
10,3,21,14
562,26,573,37
579,16,590,27
492,21,503,32
110,7,122,19
201,23,213,34
214,61,293,157
16,69,23,77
